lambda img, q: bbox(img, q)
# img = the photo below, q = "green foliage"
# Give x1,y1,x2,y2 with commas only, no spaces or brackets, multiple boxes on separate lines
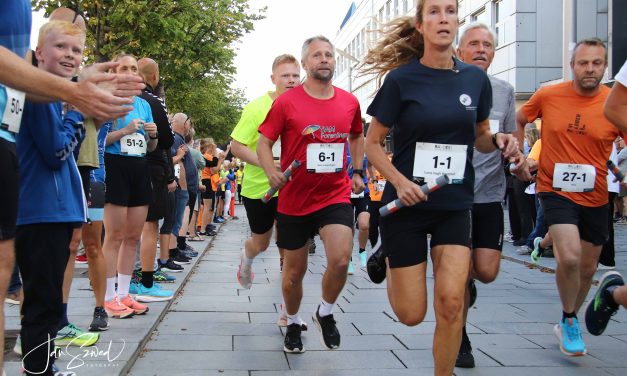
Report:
32,0,264,142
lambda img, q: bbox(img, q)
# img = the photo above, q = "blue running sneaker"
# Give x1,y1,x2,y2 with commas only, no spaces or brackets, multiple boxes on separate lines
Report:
554,318,586,356
359,251,367,267
134,283,174,302
129,281,140,295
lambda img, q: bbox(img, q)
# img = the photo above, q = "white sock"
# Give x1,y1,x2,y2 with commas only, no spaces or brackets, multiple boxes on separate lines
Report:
287,313,300,326
318,298,334,317
105,277,117,302
242,249,253,266
117,274,132,298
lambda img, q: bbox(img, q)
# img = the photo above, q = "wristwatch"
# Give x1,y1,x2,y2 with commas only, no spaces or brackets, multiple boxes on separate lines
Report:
353,169,364,178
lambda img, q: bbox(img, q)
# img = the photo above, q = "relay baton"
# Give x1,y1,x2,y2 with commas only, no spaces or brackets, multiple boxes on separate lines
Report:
607,160,626,183
261,160,301,203
379,175,450,217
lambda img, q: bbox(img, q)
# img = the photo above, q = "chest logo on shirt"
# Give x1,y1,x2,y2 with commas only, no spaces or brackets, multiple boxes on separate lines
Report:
459,94,472,106
302,125,320,138
567,114,587,136
301,124,348,140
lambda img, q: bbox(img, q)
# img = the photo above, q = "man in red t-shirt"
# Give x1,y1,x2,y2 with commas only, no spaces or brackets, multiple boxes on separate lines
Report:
516,38,621,357
257,35,365,354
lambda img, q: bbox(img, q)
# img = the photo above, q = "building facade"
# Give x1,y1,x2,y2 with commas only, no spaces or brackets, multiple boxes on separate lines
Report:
333,0,618,125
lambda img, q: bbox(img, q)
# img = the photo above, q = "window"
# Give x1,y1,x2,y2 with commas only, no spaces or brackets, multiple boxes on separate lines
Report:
403,0,410,14
493,0,509,46
385,0,392,21
472,7,488,25
379,7,384,23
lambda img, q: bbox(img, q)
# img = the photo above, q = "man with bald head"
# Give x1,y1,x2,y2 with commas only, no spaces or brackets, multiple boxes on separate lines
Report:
132,58,177,301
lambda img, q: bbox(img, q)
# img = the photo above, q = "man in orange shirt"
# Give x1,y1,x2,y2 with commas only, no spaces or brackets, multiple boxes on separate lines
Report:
516,38,621,357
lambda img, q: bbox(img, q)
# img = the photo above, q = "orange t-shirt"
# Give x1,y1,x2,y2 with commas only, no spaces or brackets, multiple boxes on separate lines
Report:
368,168,386,202
521,82,619,207
210,173,220,192
528,139,541,161
201,152,214,180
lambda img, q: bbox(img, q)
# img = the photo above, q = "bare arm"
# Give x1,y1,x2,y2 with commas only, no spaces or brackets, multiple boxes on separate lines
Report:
605,81,627,133
231,139,260,166
257,134,285,190
0,47,143,119
365,117,426,206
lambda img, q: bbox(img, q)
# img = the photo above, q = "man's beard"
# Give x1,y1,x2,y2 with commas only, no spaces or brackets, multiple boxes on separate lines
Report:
310,68,334,82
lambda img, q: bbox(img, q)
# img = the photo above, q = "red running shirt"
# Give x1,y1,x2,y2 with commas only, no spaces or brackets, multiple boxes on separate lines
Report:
259,85,363,216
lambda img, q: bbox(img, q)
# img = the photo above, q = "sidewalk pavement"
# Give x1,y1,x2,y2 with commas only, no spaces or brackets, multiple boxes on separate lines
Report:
4,205,627,375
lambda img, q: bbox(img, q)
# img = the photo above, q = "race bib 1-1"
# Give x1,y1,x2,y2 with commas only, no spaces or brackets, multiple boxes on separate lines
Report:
306,143,344,173
552,163,595,192
1,86,25,133
413,142,467,184
120,133,147,156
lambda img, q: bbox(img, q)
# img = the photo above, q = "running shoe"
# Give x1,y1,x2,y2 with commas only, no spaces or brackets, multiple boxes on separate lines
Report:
347,260,354,275
5,291,20,305
129,281,140,295
455,328,475,368
283,323,305,353
134,282,174,302
55,323,100,347
367,239,386,284
171,251,191,265
553,318,586,356
597,264,616,270
359,251,367,267
585,271,624,336
154,269,176,283
276,304,308,330
312,306,340,349
104,297,134,319
158,258,184,273
89,306,109,332
468,279,477,308
237,249,254,289
516,245,532,255
119,294,149,315
75,254,88,264
530,237,545,263
182,244,199,257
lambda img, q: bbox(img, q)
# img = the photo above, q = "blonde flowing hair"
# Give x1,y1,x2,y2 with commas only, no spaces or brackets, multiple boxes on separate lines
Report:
359,0,458,87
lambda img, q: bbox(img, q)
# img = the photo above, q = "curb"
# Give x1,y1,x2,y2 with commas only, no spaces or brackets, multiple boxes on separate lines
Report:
120,225,222,375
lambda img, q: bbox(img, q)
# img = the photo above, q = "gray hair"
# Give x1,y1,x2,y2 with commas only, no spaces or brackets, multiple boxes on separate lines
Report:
570,37,607,64
301,35,334,61
458,22,496,48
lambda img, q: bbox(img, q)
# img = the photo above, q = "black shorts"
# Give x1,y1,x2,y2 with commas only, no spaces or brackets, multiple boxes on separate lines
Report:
216,188,225,199
146,164,168,221
380,208,472,268
78,165,93,202
471,202,504,251
0,138,18,240
350,196,370,222
276,203,353,250
87,181,105,221
160,191,176,235
201,179,213,199
539,192,608,246
243,196,277,235
104,153,153,207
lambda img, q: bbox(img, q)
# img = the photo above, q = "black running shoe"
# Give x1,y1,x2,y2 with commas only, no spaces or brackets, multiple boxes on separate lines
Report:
308,239,316,254
455,327,475,368
158,258,184,272
283,323,305,353
89,306,110,332
170,249,191,265
585,271,624,336
469,279,477,308
313,307,340,349
367,240,386,284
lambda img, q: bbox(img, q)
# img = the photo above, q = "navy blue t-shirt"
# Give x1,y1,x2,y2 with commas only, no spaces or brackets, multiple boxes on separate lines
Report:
367,57,492,210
